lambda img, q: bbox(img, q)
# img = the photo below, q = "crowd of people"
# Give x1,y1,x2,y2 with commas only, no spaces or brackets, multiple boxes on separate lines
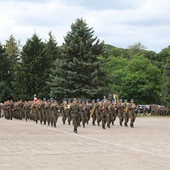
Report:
0,95,138,133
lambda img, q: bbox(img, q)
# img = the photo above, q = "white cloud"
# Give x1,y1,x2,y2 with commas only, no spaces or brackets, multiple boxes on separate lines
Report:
0,0,170,52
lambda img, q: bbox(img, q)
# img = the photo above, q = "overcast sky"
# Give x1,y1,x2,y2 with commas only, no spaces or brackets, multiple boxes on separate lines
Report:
0,0,170,53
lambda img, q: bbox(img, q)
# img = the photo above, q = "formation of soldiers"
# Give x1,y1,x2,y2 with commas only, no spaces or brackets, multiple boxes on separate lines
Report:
0,95,138,133
150,105,170,116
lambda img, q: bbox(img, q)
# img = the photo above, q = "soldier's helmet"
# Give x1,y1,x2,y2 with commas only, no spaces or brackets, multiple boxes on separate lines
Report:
96,99,100,102
124,99,127,103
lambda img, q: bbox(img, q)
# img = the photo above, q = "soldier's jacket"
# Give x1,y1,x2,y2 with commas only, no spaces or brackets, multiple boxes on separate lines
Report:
101,102,108,115
50,103,59,114
69,103,79,115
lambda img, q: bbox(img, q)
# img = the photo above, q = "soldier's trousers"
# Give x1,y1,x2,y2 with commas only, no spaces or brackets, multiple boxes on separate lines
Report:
129,111,136,126
80,111,87,127
124,112,129,126
67,112,72,125
95,111,101,125
43,113,47,125
92,113,96,125
51,113,58,127
61,111,67,124
71,114,79,131
112,113,116,125
118,111,124,126
101,113,107,129
107,113,113,127
9,110,13,120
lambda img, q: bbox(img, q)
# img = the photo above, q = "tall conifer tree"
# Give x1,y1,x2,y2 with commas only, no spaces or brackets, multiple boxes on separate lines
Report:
49,18,109,100
13,34,50,100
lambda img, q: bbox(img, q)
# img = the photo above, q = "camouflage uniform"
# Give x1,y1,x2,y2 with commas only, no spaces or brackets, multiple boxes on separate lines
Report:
50,101,59,127
69,98,80,133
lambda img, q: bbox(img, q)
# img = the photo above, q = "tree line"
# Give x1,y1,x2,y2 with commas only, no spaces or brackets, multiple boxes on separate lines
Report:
0,18,170,106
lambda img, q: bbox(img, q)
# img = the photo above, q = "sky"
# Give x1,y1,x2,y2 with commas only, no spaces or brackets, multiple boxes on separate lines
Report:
0,0,170,53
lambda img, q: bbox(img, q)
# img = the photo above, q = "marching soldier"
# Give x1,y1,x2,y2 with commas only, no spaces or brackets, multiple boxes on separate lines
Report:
101,98,108,129
129,99,136,128
107,100,113,128
50,100,59,127
123,99,129,127
79,100,87,128
117,99,124,126
91,99,97,126
111,100,117,125
68,98,80,133
95,99,102,126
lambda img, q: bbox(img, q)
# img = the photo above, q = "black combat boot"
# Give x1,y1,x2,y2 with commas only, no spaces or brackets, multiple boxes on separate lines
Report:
124,123,128,127
130,123,134,128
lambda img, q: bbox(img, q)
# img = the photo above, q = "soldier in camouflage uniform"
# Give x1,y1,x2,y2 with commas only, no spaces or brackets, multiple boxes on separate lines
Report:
60,100,68,125
95,99,101,126
91,99,97,126
101,98,108,129
107,100,113,128
67,100,72,125
68,98,80,133
123,99,129,127
79,100,87,128
111,100,117,126
50,100,59,127
117,99,124,126
129,99,136,128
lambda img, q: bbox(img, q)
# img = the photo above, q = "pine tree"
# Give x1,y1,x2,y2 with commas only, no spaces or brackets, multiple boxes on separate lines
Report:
13,34,50,100
0,43,9,82
49,18,109,100
4,35,20,87
0,43,12,101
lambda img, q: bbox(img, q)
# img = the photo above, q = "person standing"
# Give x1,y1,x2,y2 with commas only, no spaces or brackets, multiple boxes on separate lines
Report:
129,99,136,128
69,98,80,133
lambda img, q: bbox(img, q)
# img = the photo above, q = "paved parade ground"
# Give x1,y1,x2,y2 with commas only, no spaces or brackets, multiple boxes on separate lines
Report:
0,116,170,170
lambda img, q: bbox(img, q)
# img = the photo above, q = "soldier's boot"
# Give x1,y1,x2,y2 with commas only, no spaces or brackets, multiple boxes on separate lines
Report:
112,121,114,126
120,122,122,126
130,123,134,128
107,124,110,128
74,128,78,133
36,120,38,124
51,123,53,127
102,124,106,129
44,121,46,125
54,123,56,128
92,121,95,126
97,121,100,126
83,123,85,128
87,121,89,125
124,123,128,127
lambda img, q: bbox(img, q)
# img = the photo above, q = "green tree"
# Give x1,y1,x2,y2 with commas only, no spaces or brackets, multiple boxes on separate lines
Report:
128,42,147,58
13,33,51,100
163,56,170,107
120,55,161,104
0,81,11,102
48,18,109,100
4,35,20,87
0,43,9,82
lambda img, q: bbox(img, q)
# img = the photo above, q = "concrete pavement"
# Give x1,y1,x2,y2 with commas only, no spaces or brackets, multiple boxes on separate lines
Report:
0,116,170,170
